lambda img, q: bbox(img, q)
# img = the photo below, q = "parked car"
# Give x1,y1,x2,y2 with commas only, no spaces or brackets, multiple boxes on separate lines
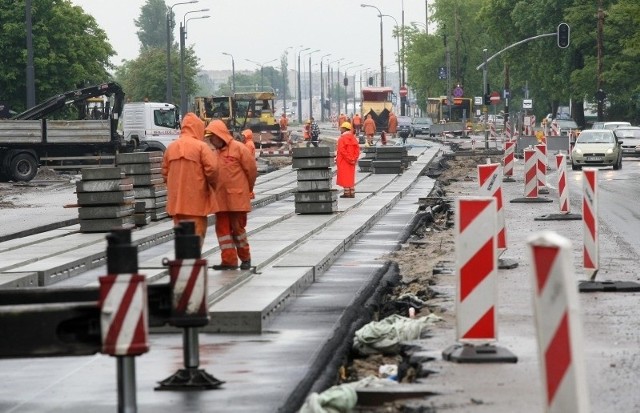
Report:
614,126,640,156
396,116,412,139
410,117,433,137
554,119,580,137
571,129,623,170
592,121,631,130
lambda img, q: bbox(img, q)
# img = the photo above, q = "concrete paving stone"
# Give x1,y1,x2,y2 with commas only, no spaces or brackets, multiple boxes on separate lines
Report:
116,151,163,164
294,191,337,203
79,216,136,233
292,146,333,158
76,190,135,206
80,167,124,180
0,272,38,289
131,174,163,186
295,201,337,214
121,164,162,175
354,174,397,193
373,167,403,174
135,196,167,209
133,185,167,198
297,180,333,192
75,178,133,192
297,169,333,180
292,157,334,169
78,205,135,219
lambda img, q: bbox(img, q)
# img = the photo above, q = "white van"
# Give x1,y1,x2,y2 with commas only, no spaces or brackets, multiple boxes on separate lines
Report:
120,102,180,151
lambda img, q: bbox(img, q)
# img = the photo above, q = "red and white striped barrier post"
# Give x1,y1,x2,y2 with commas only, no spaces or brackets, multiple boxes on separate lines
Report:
535,143,549,194
99,229,149,412
471,138,475,150
557,154,570,214
157,221,224,390
524,148,538,198
505,121,512,142
528,232,590,413
442,197,517,363
551,120,560,136
490,122,497,140
503,141,515,182
582,168,599,280
478,164,518,269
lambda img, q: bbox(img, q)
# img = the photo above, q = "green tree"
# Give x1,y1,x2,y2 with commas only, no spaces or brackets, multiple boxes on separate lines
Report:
0,0,114,113
135,0,167,50
115,45,199,104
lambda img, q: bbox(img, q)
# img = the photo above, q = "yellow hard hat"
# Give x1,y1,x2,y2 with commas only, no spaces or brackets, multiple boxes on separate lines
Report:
306,120,311,124
341,122,352,130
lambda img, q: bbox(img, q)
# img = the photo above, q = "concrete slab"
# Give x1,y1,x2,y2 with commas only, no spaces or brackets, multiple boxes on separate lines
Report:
80,167,124,180
295,201,337,214
292,157,334,169
76,190,135,205
292,147,332,158
79,216,136,233
0,272,38,289
116,152,163,164
297,169,333,180
121,164,162,175
76,178,133,192
78,205,135,219
133,185,167,198
294,191,338,203
131,174,163,186
297,180,332,191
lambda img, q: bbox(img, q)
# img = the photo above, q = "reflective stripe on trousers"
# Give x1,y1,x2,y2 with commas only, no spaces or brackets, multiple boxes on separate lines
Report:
215,211,250,266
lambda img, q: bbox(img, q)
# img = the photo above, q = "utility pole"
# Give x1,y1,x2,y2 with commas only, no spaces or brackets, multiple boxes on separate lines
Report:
596,0,604,121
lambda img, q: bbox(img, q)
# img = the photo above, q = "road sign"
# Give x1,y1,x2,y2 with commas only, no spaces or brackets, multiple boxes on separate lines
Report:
523,99,533,109
453,86,464,97
399,86,408,97
490,91,500,105
474,96,483,105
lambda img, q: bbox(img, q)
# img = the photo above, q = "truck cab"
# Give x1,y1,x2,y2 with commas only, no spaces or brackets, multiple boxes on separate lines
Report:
120,102,180,151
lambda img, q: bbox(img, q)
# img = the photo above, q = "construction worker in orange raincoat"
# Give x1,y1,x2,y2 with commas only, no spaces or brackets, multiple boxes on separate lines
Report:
279,113,289,141
338,113,347,131
205,120,258,270
352,113,362,136
336,122,360,198
363,114,377,147
303,119,311,145
241,129,256,158
161,112,218,246
387,111,398,139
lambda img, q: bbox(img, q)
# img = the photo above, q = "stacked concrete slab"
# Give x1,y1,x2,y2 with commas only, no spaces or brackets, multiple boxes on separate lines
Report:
76,167,135,233
365,146,412,174
116,152,168,221
357,147,377,172
292,147,337,214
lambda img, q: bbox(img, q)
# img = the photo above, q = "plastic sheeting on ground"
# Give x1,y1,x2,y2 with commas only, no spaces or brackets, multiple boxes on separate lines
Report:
352,313,441,356
298,376,397,413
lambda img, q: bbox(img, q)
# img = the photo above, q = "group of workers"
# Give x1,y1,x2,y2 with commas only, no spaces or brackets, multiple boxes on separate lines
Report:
161,108,403,265
161,113,258,271
337,111,398,147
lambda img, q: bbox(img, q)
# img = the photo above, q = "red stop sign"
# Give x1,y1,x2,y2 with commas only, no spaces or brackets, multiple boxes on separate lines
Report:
399,86,408,97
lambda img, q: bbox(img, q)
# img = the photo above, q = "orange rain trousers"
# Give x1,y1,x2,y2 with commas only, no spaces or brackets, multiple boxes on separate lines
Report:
215,211,250,266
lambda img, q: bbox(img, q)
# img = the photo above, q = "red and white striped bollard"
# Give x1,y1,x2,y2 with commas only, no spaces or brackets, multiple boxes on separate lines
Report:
582,168,598,280
528,231,589,413
503,141,515,181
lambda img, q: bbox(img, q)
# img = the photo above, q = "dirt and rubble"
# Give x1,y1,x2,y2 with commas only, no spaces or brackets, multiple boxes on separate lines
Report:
335,154,500,412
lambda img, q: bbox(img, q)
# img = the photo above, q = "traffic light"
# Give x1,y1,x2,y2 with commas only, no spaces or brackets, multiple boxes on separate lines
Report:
557,23,570,48
484,93,491,105
343,77,348,87
368,77,374,86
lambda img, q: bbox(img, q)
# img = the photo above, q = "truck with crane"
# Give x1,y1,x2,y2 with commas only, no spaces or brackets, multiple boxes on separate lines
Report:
0,82,177,182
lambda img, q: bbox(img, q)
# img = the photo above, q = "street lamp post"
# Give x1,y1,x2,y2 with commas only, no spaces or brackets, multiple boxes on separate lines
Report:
222,52,235,95
180,11,210,116
296,47,310,123
319,53,331,122
25,0,35,108
361,4,384,86
380,14,402,112
337,61,353,117
328,58,344,121
343,63,362,115
166,0,198,103
305,49,320,120
245,58,278,90
282,46,293,116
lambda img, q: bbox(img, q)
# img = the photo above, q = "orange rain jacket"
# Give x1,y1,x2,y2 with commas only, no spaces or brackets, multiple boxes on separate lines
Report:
363,115,377,136
338,114,347,129
279,115,288,131
336,129,360,188
162,113,218,216
352,114,362,127
205,120,257,212
241,129,257,157
387,113,398,133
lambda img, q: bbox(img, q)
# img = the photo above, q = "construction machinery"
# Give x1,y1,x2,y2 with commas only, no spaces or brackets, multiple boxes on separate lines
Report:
194,89,284,148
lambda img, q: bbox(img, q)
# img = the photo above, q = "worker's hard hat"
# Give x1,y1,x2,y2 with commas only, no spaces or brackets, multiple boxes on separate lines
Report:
341,122,352,130
305,120,311,124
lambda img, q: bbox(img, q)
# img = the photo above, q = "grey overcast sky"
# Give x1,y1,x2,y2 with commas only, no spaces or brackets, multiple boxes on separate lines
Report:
70,0,428,77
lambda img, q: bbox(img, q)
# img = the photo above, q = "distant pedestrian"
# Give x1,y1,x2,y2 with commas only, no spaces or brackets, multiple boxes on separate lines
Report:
161,112,218,247
338,113,347,131
303,119,311,146
352,113,362,136
279,113,289,141
205,120,258,271
363,114,376,147
241,129,256,158
309,117,320,147
388,111,398,140
336,122,360,198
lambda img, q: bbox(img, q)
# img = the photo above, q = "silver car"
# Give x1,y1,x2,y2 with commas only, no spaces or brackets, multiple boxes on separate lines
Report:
571,129,623,170
614,126,640,156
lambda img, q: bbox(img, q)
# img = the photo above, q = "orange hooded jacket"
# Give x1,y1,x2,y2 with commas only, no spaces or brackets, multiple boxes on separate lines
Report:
241,129,257,157
363,115,377,136
336,129,360,187
387,113,398,133
205,120,258,212
161,113,218,216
